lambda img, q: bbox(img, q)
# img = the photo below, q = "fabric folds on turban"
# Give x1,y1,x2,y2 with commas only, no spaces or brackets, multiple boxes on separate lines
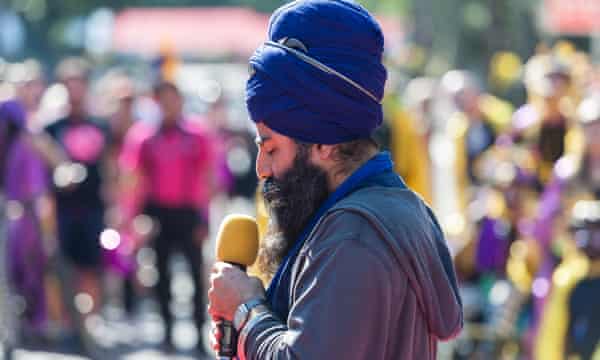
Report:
246,0,387,144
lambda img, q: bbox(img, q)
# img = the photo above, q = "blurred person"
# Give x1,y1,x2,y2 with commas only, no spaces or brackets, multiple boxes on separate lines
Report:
386,77,435,204
563,203,600,359
533,91,600,300
450,141,540,358
562,93,600,200
7,60,69,342
103,76,138,228
205,96,257,200
0,100,49,350
208,1,463,359
535,200,600,360
0,200,13,358
43,57,109,351
442,70,513,184
429,71,513,265
121,81,218,354
107,77,136,147
13,59,46,131
402,77,437,138
512,55,577,186
469,141,538,279
502,92,600,357
103,76,141,316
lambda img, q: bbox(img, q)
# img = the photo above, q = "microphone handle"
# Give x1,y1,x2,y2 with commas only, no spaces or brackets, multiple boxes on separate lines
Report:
216,262,246,359
217,319,238,359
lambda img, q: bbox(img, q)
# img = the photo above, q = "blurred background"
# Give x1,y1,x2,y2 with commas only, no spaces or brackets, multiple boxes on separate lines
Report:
2,0,600,359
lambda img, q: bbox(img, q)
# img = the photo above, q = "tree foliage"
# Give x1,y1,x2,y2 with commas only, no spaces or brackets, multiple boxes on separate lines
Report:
2,0,540,81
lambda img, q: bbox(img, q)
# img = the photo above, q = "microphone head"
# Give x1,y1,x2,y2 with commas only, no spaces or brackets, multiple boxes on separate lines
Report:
215,214,259,267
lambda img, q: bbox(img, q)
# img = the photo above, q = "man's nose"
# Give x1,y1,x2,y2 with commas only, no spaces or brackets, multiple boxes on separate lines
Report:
256,150,272,180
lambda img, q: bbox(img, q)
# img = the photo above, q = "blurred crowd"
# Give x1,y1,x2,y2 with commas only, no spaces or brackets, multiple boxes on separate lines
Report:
0,55,258,358
3,39,600,360
385,41,600,360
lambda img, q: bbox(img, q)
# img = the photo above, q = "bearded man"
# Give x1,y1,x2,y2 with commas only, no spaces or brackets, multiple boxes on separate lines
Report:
208,1,463,359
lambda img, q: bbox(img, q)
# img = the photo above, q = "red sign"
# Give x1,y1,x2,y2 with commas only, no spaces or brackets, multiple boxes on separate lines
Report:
112,7,403,58
544,0,600,35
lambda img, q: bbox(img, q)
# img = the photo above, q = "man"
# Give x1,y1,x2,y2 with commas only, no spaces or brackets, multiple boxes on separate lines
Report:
12,59,46,131
444,70,499,184
535,200,600,360
513,55,574,186
208,1,463,359
533,93,600,360
44,58,109,332
105,76,139,314
123,81,217,353
1,100,49,357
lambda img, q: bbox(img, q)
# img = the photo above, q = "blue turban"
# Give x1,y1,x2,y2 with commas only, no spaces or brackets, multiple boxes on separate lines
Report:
246,0,387,144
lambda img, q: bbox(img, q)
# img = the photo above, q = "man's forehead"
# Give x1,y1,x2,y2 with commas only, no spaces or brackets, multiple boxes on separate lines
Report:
254,122,300,149
255,121,270,133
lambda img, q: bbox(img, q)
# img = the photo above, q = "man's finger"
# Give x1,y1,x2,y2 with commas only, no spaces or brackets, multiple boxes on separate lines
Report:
210,320,224,353
213,323,223,341
210,331,219,352
208,272,219,287
207,304,224,318
213,261,232,272
210,264,220,274
207,287,214,305
248,276,265,288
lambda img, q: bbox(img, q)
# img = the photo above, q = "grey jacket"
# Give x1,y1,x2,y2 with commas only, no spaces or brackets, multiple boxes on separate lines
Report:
239,186,463,359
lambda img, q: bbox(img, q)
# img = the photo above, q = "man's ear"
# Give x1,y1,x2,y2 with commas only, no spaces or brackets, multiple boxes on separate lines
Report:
311,144,336,164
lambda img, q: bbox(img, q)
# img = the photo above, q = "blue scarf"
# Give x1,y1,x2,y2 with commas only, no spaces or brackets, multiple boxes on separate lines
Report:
266,151,401,319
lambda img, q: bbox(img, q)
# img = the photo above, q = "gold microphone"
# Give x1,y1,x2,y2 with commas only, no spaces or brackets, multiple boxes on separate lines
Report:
214,214,259,359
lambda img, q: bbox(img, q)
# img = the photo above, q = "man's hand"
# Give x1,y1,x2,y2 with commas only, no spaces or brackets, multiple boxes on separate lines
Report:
208,262,265,321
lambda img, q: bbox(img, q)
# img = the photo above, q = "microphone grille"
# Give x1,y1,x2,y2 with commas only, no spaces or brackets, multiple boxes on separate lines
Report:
215,214,259,266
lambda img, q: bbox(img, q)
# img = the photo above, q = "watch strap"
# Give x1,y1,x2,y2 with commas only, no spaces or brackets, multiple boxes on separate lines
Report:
233,297,266,331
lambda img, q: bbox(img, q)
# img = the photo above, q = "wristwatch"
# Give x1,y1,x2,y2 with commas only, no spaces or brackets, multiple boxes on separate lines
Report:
233,297,267,332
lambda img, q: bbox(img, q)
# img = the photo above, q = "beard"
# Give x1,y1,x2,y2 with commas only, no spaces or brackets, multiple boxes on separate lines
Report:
257,145,330,279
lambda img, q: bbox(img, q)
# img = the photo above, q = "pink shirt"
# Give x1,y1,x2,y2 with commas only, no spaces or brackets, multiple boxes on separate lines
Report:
120,120,219,214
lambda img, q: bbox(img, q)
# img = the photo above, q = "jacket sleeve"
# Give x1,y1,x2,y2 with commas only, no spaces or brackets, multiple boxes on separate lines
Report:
240,213,403,360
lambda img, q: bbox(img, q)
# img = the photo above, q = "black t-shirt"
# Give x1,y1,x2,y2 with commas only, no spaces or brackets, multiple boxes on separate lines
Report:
45,116,110,212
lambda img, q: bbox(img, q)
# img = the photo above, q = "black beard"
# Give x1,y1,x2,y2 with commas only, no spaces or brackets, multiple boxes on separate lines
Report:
257,146,330,278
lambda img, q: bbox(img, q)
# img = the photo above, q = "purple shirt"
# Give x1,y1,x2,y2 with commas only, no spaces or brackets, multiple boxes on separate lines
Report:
5,134,46,201
4,134,48,329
